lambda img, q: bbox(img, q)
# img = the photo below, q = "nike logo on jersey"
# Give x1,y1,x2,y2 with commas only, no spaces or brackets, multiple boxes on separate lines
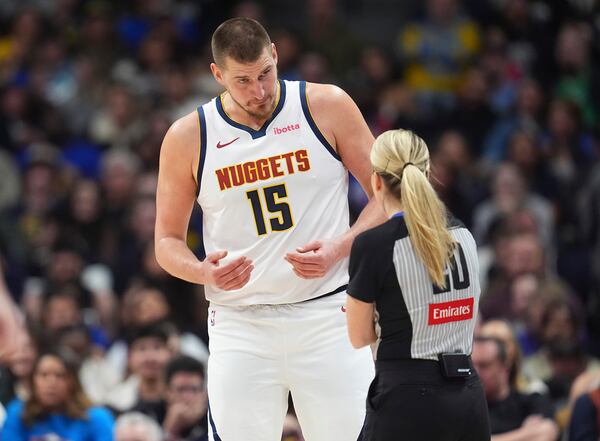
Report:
341,305,347,313
216,137,240,148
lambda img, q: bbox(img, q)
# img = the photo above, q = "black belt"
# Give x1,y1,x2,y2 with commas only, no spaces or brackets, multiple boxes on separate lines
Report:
376,356,474,380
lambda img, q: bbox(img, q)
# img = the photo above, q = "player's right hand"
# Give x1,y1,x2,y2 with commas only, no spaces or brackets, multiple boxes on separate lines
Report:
202,250,253,291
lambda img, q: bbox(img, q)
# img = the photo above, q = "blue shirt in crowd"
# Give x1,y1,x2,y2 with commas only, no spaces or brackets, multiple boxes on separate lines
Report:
1,399,114,441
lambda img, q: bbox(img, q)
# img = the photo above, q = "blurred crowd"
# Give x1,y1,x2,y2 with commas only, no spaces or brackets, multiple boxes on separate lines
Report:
0,0,600,439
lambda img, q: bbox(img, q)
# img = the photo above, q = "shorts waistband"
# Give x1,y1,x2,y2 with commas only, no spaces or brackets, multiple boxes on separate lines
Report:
300,284,347,303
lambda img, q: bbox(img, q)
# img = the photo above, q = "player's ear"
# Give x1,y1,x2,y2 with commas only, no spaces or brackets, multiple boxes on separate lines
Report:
271,43,278,65
210,62,225,86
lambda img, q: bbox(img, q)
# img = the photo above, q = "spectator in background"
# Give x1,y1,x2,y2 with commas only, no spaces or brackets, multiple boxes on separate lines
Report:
0,143,62,276
99,148,141,265
41,290,85,336
567,372,600,441
512,275,571,357
477,26,521,116
472,163,554,251
505,131,559,203
483,78,545,165
56,177,108,264
553,22,599,129
429,130,486,227
444,67,495,157
55,324,120,406
472,336,559,441
130,236,206,338
105,322,172,413
541,99,595,187
523,298,600,386
162,355,208,441
1,348,114,440
89,84,146,151
105,284,208,383
396,0,480,117
480,231,554,320
115,411,163,441
478,319,547,395
113,195,156,293
302,0,363,78
270,29,302,81
568,385,600,441
489,0,554,78
0,326,37,406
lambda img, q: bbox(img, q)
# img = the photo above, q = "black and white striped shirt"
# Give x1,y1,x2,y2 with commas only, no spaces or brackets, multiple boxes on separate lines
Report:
348,213,480,361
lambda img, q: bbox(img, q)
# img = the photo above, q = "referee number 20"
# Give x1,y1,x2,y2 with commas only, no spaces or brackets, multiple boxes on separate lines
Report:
433,243,471,294
246,184,294,236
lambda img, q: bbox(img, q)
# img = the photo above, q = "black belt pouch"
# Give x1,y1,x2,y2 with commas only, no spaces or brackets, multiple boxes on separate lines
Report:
438,353,472,378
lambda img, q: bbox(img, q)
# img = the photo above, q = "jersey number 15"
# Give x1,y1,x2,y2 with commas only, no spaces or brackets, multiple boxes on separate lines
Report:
246,183,294,236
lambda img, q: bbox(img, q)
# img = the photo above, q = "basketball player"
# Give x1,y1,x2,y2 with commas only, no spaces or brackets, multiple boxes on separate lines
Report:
155,18,383,441
346,130,490,440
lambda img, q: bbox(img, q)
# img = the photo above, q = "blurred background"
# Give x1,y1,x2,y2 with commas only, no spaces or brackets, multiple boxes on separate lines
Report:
0,0,600,440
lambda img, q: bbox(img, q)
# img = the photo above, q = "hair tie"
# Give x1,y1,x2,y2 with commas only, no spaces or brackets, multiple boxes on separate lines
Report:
402,162,414,173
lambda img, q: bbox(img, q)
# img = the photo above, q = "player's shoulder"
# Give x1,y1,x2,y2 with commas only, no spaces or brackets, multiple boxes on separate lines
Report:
305,82,351,108
161,110,200,154
168,110,200,140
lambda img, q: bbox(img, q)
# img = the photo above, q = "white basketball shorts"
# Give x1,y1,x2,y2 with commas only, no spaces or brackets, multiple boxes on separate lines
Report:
206,292,374,441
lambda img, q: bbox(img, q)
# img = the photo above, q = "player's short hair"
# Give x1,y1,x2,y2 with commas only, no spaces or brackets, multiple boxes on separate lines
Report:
211,17,271,68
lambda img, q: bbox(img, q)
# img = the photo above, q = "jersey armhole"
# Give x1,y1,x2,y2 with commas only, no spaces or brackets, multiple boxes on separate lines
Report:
299,81,341,162
195,105,208,197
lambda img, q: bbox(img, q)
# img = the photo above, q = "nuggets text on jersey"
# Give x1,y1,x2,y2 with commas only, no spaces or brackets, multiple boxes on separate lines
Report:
215,149,311,191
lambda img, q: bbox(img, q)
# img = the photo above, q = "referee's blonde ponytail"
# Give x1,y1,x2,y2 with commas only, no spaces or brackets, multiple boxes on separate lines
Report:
371,129,455,288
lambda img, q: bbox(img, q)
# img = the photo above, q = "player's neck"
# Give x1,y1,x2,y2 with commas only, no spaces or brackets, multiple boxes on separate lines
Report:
222,83,279,130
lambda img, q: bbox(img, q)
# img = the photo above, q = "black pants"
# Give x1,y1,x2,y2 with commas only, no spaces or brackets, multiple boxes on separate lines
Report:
361,359,491,441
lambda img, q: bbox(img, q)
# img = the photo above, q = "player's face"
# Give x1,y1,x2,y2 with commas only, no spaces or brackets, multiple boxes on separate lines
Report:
212,44,279,121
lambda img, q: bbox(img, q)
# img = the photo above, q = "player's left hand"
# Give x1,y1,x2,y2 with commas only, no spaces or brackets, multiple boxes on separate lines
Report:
284,239,343,279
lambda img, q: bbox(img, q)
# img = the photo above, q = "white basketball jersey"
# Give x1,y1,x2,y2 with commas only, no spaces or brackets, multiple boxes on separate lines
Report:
196,80,350,306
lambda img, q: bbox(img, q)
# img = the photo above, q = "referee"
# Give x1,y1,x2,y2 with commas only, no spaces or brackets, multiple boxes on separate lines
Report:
346,129,490,441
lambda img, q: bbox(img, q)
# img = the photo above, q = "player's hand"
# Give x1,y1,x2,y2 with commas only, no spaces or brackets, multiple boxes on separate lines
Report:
202,250,253,291
284,239,342,279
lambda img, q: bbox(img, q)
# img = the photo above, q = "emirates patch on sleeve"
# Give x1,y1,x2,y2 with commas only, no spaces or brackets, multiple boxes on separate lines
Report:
428,297,474,325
